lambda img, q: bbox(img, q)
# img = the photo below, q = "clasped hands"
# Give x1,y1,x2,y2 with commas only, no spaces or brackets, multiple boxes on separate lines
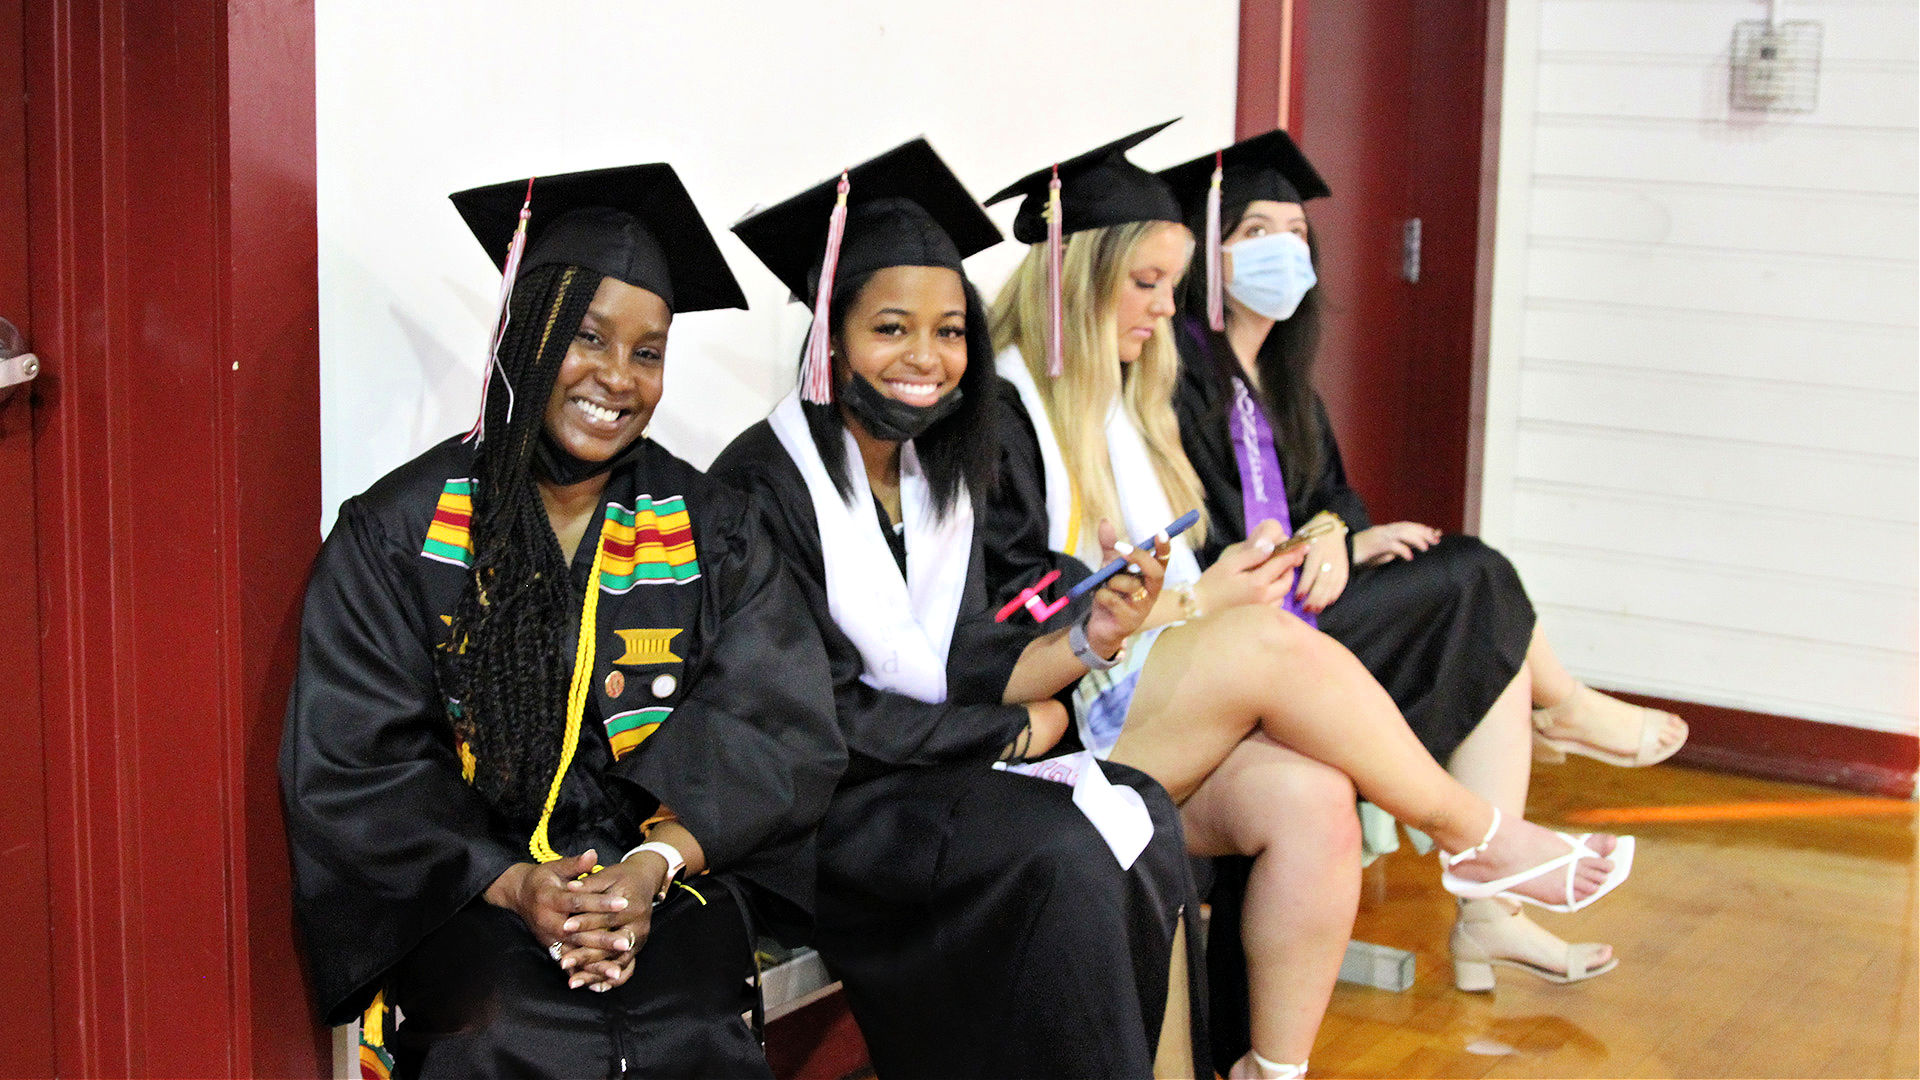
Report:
485,847,672,993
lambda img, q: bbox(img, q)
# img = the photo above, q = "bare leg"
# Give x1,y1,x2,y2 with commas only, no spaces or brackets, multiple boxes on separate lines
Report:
1153,917,1193,1080
1447,666,1534,818
1528,630,1687,762
1140,733,1360,1069
1112,606,1621,907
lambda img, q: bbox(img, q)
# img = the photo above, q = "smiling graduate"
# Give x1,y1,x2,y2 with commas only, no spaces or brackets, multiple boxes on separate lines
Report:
279,163,843,1080
713,138,1209,1080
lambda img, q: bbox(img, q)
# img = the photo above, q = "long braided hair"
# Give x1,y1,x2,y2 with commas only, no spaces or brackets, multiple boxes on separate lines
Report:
441,262,603,823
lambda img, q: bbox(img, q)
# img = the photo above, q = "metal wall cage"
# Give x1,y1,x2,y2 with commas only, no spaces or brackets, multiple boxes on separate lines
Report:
1730,19,1822,113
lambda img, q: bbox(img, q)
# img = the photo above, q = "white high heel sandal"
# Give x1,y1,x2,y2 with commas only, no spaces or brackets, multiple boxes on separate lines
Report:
1438,807,1635,914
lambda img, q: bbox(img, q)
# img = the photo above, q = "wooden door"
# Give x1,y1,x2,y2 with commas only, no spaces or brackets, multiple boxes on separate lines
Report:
0,0,57,1075
1267,0,1498,533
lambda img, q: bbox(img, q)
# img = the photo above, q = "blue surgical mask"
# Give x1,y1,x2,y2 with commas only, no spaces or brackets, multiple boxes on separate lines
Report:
1225,232,1316,321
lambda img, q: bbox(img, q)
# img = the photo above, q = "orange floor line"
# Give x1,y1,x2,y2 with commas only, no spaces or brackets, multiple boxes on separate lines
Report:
1562,797,1916,825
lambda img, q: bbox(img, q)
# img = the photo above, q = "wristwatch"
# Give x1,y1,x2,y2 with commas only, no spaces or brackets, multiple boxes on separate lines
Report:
1069,616,1123,671
623,840,686,903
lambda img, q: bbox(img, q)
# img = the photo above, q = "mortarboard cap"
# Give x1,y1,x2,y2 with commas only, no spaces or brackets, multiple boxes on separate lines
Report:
450,163,747,314
1157,129,1331,215
733,138,1001,303
733,138,1001,403
985,119,1184,244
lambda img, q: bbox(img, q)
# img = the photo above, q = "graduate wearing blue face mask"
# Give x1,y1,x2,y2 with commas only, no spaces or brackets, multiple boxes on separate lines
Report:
1223,229,1317,322
1159,131,1684,1065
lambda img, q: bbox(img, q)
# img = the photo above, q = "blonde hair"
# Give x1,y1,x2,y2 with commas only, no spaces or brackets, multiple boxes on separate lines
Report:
989,220,1208,551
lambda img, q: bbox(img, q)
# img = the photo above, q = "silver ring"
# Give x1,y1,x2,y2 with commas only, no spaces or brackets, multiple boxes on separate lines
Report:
548,941,565,962
1320,562,1333,575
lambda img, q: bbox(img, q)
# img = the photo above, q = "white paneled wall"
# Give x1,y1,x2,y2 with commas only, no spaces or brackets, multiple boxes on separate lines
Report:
1481,0,1918,735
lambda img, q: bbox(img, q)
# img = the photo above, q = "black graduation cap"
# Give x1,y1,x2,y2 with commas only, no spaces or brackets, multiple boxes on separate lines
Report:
449,163,748,314
732,138,1002,303
732,138,1001,403
984,119,1185,244
1157,128,1332,215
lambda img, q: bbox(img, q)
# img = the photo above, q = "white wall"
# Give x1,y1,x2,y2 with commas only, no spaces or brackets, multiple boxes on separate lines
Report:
1481,0,1919,734
317,0,1239,533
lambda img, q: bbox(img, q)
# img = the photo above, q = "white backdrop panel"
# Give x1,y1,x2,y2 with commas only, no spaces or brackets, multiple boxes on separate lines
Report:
317,0,1239,530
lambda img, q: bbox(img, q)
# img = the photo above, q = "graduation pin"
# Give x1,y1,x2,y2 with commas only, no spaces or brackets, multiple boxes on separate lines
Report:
605,670,625,698
651,673,677,699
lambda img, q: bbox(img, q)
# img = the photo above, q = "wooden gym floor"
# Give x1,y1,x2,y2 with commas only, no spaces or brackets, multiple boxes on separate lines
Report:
1314,756,1919,1078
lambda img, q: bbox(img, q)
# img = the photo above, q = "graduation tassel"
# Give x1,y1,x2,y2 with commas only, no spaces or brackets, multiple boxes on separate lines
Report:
799,172,851,404
1045,164,1064,377
465,176,535,444
1205,151,1225,332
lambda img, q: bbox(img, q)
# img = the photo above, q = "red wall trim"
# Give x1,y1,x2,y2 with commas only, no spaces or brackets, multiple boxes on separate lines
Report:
1607,690,1919,799
25,0,322,1073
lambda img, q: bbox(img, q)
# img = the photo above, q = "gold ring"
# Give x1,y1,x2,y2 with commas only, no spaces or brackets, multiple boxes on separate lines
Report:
1130,586,1149,602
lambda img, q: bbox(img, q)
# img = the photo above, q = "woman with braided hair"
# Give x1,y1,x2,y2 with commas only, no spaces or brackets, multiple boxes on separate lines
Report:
280,164,844,1080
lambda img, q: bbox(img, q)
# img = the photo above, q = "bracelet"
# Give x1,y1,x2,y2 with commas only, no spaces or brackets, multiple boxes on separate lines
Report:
1069,616,1123,671
623,840,686,903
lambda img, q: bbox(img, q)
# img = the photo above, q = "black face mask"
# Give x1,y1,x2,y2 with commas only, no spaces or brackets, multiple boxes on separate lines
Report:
532,430,647,487
840,371,964,442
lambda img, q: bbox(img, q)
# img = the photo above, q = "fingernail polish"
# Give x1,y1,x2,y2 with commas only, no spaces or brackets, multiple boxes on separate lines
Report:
1126,563,1141,575
610,898,627,910
1114,540,1134,555
570,978,584,989
1154,532,1169,545
564,919,577,932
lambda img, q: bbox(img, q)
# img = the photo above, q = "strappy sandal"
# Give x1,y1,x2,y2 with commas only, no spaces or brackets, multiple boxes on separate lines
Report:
1532,685,1687,767
1450,897,1617,991
1438,807,1636,914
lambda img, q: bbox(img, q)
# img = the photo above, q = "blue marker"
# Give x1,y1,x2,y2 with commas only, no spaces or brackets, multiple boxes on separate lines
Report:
1064,510,1201,601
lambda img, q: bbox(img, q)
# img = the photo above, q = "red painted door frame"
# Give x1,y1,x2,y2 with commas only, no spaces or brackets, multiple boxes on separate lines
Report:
1237,0,1502,533
1,0,57,1075
21,0,324,1074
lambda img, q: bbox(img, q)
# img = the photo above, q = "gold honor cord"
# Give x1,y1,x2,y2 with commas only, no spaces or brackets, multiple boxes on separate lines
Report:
529,537,609,866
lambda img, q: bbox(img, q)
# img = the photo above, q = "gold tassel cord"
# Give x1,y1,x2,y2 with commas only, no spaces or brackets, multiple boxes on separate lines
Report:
529,536,610,866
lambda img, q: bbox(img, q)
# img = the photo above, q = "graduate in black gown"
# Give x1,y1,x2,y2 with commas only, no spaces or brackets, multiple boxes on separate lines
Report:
713,139,1208,1080
1159,130,1683,994
280,165,844,1080
984,124,1639,1078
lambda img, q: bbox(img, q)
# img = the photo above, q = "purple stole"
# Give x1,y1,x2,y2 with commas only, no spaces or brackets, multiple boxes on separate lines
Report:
1186,319,1317,627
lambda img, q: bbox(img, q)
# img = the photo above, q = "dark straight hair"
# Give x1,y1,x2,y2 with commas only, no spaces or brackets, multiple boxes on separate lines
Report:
800,269,1001,516
1178,192,1326,496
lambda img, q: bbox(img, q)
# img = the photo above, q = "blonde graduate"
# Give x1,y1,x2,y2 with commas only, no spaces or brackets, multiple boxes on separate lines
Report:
989,219,1635,1080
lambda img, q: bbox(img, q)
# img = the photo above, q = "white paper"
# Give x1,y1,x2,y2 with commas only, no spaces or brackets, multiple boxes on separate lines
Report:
995,751,1153,870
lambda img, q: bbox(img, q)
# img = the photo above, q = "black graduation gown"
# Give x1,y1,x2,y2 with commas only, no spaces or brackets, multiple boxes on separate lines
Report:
712,390,1209,1080
1171,320,1536,764
280,435,845,1080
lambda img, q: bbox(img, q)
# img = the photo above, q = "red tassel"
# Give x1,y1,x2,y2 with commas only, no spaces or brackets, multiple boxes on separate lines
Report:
1206,151,1225,332
800,172,851,404
466,176,535,444
1045,165,1064,378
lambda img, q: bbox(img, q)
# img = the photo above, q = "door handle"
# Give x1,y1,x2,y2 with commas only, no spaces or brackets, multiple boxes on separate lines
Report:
0,317,35,405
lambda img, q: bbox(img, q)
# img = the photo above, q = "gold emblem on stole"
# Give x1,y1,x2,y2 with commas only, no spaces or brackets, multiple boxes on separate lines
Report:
613,628,683,666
